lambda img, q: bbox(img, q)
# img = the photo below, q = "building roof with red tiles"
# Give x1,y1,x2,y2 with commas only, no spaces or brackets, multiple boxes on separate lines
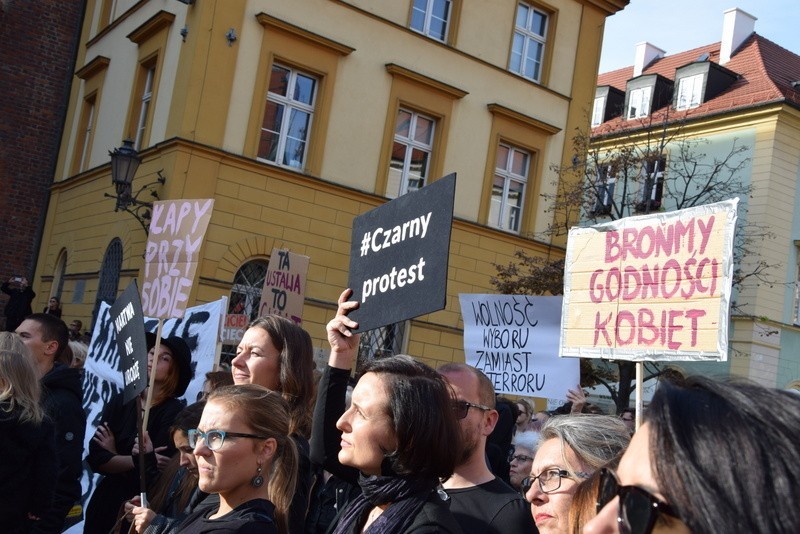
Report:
593,33,800,134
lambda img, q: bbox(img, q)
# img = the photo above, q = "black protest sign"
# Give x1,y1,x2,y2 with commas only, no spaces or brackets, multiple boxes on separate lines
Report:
111,281,149,404
348,173,455,332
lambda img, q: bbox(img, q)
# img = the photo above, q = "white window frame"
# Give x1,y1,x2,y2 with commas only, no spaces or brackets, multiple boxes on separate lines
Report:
258,64,318,170
388,109,435,198
636,156,666,211
591,96,605,127
676,74,704,110
627,86,652,119
78,98,95,172
509,3,548,83
410,0,452,43
490,143,529,233
592,165,615,215
134,66,155,150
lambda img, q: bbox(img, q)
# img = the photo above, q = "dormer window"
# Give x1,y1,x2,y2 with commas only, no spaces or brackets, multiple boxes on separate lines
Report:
627,87,651,119
676,73,704,109
591,97,605,127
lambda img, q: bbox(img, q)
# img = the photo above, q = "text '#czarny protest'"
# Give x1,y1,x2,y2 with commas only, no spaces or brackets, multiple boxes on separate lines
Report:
590,215,719,350
359,211,431,303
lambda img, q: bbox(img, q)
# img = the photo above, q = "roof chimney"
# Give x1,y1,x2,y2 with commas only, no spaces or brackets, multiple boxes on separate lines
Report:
633,42,666,77
720,8,756,64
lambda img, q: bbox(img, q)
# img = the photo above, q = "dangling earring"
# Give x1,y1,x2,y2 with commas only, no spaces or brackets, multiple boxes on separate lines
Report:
251,463,264,488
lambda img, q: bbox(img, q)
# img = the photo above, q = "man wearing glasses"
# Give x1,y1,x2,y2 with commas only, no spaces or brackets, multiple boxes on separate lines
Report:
438,363,536,534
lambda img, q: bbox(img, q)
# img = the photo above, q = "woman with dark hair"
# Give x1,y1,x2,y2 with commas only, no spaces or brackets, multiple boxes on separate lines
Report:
585,375,800,534
180,385,298,533
84,335,193,534
312,289,463,533
230,315,316,532
0,334,58,533
43,296,62,317
126,402,207,533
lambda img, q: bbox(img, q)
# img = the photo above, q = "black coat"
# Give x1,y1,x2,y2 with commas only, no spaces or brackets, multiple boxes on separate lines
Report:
37,363,85,533
0,404,58,534
1,281,35,331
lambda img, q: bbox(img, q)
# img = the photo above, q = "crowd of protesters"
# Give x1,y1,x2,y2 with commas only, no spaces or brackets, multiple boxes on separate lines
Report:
2,284,800,534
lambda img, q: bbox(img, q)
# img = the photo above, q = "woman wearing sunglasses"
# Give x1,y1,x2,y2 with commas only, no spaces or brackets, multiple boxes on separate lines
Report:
180,385,298,534
523,414,630,534
585,375,800,534
312,289,463,533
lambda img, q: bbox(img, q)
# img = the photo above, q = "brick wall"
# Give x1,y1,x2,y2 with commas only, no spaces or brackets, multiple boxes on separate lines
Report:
0,0,84,325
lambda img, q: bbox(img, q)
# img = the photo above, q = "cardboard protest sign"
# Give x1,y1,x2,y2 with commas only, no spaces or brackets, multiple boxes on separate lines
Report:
68,298,225,534
348,173,455,332
141,199,214,319
221,314,249,344
110,281,149,404
259,248,310,324
560,198,738,361
460,294,578,398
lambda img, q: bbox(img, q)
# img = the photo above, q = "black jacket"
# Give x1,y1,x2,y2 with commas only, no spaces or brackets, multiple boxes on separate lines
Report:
0,404,58,534
38,363,86,533
1,281,35,330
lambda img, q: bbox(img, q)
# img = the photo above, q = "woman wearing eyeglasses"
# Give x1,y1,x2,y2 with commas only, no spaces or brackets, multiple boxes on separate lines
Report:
311,289,464,533
180,385,298,534
523,414,629,534
584,376,800,534
508,430,538,491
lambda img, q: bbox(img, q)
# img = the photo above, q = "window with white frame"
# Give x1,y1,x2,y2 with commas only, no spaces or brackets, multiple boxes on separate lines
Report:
76,96,96,173
387,109,435,198
489,143,529,232
627,86,652,119
509,3,548,83
591,97,605,127
258,64,318,170
676,74,704,110
794,248,800,326
410,0,451,42
636,156,666,212
134,65,155,150
592,165,615,216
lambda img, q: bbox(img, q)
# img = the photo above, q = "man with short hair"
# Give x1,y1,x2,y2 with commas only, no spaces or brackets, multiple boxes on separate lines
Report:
439,363,537,534
17,313,85,533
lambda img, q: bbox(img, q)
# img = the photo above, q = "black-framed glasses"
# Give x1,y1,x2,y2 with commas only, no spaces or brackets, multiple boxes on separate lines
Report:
452,400,492,419
508,452,534,463
596,468,678,534
521,468,589,496
187,429,269,451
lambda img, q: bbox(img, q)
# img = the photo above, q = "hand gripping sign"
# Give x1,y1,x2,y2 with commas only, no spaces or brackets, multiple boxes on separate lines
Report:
560,198,738,362
347,173,456,333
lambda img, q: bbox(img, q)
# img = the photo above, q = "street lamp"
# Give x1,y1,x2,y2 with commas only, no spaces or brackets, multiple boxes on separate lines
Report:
106,139,166,234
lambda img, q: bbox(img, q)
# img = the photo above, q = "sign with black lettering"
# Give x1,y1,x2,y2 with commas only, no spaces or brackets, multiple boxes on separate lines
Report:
348,173,456,332
459,294,578,398
110,281,149,404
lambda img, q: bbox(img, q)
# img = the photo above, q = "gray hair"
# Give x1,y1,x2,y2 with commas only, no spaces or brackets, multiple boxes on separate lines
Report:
512,430,540,452
540,414,630,474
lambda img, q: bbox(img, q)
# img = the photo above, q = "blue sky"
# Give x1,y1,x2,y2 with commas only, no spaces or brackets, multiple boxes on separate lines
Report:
599,1,800,73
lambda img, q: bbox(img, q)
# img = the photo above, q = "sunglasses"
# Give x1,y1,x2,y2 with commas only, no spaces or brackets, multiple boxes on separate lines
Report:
596,468,678,534
452,400,492,420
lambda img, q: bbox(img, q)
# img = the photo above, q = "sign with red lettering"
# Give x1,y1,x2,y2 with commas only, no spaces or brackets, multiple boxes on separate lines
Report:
259,248,310,324
221,314,249,344
141,199,215,319
560,199,738,361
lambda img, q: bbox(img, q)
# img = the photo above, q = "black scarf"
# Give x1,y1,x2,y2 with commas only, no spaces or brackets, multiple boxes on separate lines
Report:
332,473,436,534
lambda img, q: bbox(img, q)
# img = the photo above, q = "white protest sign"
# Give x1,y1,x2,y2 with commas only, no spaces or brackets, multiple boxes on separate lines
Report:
141,199,214,319
561,199,737,361
221,314,249,344
459,294,578,399
259,248,310,324
68,298,224,533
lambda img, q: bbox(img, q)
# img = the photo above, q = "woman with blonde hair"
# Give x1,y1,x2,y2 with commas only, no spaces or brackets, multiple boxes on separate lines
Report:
0,332,58,532
180,384,298,533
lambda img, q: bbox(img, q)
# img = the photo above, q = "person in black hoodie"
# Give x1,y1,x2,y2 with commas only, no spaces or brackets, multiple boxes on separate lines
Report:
16,313,85,533
2,276,35,332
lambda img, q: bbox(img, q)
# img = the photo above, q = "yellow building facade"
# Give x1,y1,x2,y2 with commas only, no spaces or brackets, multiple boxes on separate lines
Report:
36,0,626,366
